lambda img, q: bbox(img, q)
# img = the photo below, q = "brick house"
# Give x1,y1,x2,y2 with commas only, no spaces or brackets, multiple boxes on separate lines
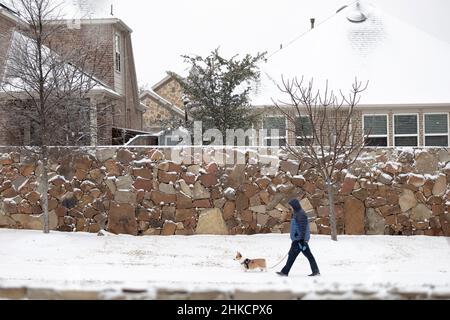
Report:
0,3,147,146
0,3,20,80
146,2,450,148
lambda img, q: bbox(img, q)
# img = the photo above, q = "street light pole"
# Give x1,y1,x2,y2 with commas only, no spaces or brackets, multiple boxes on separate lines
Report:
182,95,190,126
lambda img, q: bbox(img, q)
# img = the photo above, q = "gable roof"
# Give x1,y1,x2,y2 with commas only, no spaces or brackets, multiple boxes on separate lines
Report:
1,31,121,100
52,18,133,33
151,72,184,92
251,1,450,107
140,89,186,118
0,2,27,27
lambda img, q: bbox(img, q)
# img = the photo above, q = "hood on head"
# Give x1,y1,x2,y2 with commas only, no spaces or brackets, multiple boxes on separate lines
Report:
288,199,302,211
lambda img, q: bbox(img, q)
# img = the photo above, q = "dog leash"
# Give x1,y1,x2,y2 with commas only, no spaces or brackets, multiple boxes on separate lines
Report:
268,253,289,270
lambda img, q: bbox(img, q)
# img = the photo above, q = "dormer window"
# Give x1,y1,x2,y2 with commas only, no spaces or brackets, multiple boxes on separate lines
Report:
115,33,121,72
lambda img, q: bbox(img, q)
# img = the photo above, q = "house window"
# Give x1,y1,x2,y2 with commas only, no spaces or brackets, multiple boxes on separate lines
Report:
295,116,313,146
424,113,449,147
115,34,121,72
263,116,287,146
394,114,418,147
363,115,388,147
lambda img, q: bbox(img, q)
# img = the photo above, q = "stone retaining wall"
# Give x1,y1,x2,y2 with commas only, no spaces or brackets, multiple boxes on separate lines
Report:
0,147,449,237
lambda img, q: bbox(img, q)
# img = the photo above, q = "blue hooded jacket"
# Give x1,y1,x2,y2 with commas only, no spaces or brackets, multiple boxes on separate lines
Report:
289,199,310,242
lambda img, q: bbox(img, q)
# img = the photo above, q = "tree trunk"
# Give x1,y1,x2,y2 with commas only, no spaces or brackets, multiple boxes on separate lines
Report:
40,146,50,234
326,180,338,241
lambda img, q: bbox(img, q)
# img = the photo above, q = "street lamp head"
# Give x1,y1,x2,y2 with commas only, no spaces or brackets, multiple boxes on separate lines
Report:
182,94,190,106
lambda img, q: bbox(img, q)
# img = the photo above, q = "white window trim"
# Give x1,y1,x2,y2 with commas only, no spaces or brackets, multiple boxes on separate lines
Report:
423,112,449,147
362,114,389,147
248,123,257,146
393,113,419,147
262,115,288,144
114,33,121,73
363,113,389,135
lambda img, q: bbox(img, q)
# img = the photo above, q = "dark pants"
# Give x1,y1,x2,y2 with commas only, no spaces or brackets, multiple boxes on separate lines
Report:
281,241,320,275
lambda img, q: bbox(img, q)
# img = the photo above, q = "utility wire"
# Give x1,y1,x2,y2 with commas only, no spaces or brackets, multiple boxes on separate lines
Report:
266,0,359,61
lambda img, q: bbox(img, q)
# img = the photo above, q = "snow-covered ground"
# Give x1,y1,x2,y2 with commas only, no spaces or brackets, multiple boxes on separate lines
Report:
0,229,449,299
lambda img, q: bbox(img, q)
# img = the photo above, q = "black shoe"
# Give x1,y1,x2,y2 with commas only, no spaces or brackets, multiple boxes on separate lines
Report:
308,272,320,277
276,271,288,277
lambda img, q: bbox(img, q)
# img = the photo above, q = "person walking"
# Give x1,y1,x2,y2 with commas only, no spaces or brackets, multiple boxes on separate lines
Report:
277,198,320,277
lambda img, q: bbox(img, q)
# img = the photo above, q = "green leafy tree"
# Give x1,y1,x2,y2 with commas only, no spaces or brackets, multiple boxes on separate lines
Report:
175,49,266,142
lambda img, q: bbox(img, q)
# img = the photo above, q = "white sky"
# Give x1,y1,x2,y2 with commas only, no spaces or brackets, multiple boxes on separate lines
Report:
69,0,450,88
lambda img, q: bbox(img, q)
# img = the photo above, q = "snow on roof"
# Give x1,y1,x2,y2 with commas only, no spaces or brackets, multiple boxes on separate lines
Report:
140,89,185,117
151,72,184,91
50,18,133,33
0,1,26,26
0,2,15,14
251,1,450,107
2,31,120,99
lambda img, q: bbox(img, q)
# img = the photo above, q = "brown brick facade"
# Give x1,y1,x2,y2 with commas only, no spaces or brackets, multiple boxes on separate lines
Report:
0,15,20,146
0,14,14,79
49,23,115,89
49,23,143,135
0,13,144,146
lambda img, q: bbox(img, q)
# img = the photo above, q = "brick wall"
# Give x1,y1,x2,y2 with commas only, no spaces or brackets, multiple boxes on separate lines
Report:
353,110,363,145
39,22,143,137
49,23,115,88
122,32,143,132
0,14,14,80
0,107,23,145
0,15,15,146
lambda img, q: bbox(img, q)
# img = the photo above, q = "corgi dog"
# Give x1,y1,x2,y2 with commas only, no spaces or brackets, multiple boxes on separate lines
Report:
234,252,267,272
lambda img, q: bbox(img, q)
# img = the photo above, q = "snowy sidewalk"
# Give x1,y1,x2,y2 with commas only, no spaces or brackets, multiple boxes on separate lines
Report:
0,229,449,299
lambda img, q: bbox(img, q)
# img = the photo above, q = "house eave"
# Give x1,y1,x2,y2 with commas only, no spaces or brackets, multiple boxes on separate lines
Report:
151,72,184,91
0,8,27,28
251,102,450,110
88,88,122,99
140,90,186,118
85,18,133,33
137,102,148,112
47,18,133,33
0,87,122,101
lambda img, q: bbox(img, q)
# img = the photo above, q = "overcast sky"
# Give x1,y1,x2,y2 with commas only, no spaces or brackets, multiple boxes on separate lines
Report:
70,0,450,88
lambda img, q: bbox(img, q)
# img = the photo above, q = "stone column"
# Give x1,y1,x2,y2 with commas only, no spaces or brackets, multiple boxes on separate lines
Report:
90,98,98,146
23,119,31,145
418,111,424,147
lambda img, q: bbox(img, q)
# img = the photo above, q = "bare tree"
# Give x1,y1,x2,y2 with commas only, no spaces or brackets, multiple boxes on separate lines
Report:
0,0,110,233
274,76,369,241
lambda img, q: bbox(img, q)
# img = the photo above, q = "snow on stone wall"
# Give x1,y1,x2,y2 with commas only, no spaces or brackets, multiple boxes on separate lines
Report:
0,146,449,237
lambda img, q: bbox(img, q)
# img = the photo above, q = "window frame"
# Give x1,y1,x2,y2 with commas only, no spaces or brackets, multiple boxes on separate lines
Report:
294,115,314,146
362,114,389,147
262,115,288,147
423,112,449,147
114,33,122,73
393,113,419,147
